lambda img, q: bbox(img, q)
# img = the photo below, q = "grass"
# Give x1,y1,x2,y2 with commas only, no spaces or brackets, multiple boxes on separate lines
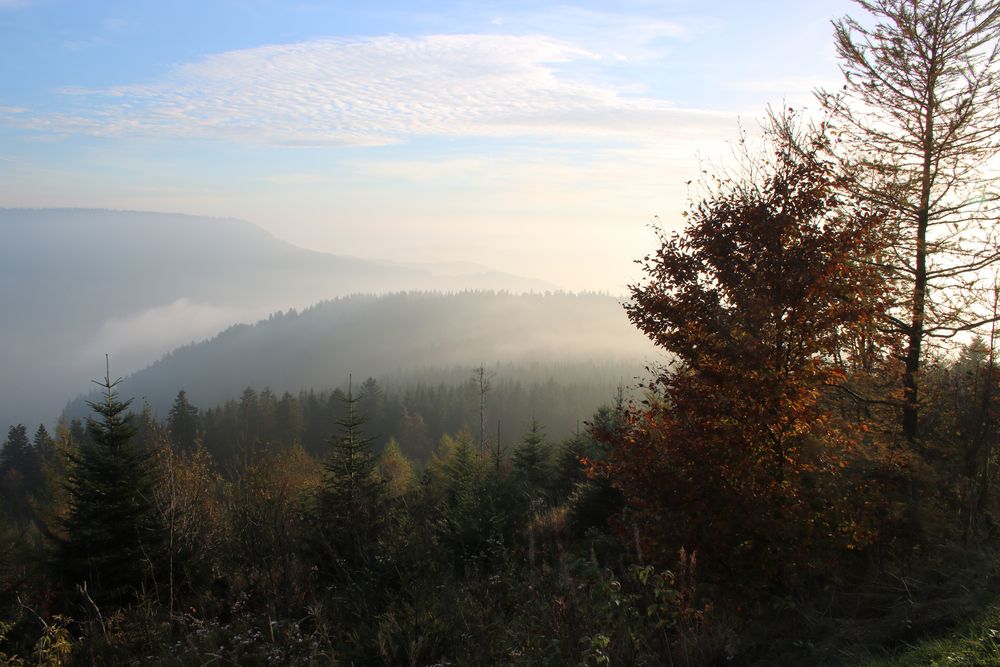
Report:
858,604,1000,666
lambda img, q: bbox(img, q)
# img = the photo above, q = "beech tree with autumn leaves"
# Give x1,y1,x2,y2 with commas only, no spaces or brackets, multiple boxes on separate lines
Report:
606,0,1000,599
610,124,902,589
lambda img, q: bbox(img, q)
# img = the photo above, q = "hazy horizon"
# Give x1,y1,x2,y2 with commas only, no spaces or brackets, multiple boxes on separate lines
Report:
0,0,855,293
0,0,862,426
0,208,650,430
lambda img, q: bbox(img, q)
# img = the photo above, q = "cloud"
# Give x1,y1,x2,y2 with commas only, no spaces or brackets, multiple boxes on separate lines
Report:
80,299,262,375
0,0,29,8
488,6,689,60
9,34,720,146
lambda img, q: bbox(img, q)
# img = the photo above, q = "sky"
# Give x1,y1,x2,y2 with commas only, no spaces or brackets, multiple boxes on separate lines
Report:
0,0,858,293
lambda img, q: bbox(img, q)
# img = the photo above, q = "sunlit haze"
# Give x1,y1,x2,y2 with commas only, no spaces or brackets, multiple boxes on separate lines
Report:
0,0,854,293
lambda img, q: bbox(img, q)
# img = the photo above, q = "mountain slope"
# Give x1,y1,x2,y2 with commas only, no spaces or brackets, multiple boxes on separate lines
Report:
62,291,656,420
0,208,555,428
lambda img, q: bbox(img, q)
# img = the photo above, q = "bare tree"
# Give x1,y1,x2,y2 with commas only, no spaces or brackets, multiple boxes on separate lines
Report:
820,0,1000,445
472,363,494,453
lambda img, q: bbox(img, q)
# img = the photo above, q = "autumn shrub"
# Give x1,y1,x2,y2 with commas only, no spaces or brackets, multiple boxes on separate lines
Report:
369,532,724,666
0,613,73,666
608,123,901,593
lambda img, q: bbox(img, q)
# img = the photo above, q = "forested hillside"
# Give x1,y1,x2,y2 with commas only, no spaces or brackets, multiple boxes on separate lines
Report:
61,290,653,423
0,209,555,427
4,1,1000,665
152,371,636,467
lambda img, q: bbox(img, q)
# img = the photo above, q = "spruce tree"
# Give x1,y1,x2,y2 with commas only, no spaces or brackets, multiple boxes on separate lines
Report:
552,430,592,503
2,424,34,475
512,418,551,499
57,364,164,607
274,391,304,447
431,428,520,570
1,424,41,519
307,381,394,588
358,377,386,444
32,424,55,465
167,390,200,452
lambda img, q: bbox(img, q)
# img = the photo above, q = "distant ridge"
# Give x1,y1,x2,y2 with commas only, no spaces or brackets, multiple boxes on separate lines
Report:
62,290,656,420
0,208,557,428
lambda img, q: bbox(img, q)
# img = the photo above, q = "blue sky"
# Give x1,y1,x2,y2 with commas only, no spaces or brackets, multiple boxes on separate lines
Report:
0,0,857,291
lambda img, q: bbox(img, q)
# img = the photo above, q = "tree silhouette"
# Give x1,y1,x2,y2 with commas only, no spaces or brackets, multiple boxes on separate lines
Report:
614,124,894,587
0,424,40,520
167,389,200,452
512,418,551,501
56,361,164,607
819,0,1000,445
306,380,395,592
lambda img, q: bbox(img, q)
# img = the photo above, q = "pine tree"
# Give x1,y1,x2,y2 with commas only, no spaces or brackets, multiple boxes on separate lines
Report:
1,424,41,520
2,425,33,474
552,430,592,503
57,364,165,607
442,429,482,513
358,377,386,444
274,391,304,447
307,381,395,588
32,424,55,465
238,386,260,459
167,390,200,452
68,418,88,448
569,401,626,535
512,418,551,500
432,428,510,569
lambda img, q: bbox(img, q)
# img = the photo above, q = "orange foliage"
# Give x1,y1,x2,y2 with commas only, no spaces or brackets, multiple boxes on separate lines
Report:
608,126,899,588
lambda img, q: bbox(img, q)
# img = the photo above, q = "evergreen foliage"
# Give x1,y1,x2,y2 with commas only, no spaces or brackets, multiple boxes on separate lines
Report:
567,400,626,535
512,418,551,500
0,424,42,520
56,366,165,607
552,430,591,501
167,390,200,452
58,292,649,425
190,371,625,467
432,429,512,570
32,424,55,465
307,382,395,589
274,391,304,447
6,3,1000,663
2,425,32,471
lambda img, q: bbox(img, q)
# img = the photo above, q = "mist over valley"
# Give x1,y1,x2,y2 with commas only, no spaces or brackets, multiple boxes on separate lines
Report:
1,208,582,428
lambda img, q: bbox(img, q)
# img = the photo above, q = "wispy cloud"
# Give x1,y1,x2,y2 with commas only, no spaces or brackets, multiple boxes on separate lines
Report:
0,0,29,9
8,34,722,146
486,6,689,60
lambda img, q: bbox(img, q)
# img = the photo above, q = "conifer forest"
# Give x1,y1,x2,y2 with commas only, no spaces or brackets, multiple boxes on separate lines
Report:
6,0,1000,664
